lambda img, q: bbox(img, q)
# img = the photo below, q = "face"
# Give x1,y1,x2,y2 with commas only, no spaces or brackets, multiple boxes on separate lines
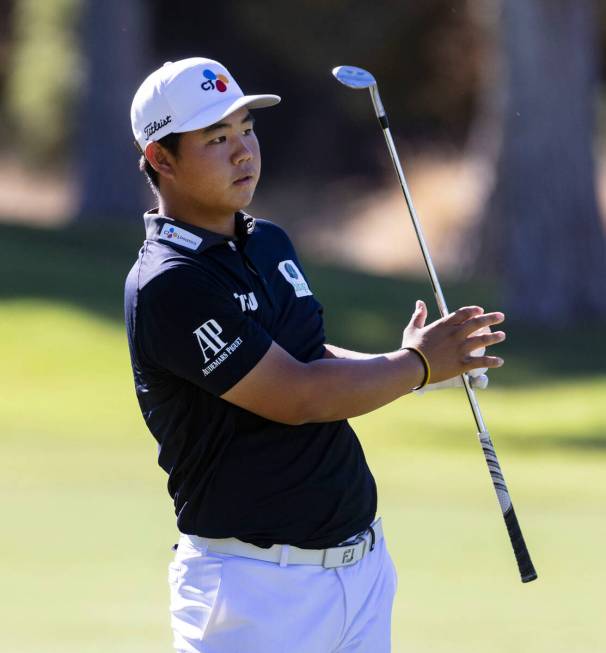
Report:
153,106,261,216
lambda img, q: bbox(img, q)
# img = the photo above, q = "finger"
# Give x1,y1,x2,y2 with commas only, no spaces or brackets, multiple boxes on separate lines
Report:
411,299,427,329
461,331,506,355
462,324,491,357
468,324,492,337
458,312,505,338
463,354,504,371
443,305,484,326
467,364,488,377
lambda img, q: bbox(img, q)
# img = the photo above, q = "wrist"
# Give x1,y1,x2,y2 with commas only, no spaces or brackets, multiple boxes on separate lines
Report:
401,346,431,390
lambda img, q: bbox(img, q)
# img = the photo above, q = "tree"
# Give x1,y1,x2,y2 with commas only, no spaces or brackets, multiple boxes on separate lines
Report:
5,0,82,166
472,0,606,325
75,0,150,220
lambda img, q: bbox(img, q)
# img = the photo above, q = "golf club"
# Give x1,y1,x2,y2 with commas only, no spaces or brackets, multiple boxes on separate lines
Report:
332,65,537,584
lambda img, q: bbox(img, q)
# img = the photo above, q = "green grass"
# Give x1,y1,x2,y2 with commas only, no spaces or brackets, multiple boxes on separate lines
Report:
2,299,605,653
1,222,605,652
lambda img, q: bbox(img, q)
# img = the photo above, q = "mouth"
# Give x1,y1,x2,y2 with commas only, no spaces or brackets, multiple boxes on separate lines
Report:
233,174,255,186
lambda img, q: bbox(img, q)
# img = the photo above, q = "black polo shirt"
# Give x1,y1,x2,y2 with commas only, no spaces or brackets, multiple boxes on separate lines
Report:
124,209,377,548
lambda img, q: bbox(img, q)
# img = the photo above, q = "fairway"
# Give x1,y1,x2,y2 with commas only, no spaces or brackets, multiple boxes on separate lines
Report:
1,299,605,652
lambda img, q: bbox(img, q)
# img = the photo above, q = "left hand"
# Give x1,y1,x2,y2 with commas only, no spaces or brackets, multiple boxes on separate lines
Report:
414,371,489,395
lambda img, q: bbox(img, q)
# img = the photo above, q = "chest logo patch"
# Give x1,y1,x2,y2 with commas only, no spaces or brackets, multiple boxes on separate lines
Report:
159,224,202,250
278,260,312,298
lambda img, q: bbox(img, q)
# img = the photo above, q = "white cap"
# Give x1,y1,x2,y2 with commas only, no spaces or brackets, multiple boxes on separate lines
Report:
131,57,281,151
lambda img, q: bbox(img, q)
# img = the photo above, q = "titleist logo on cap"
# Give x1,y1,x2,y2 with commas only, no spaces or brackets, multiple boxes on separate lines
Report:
144,115,172,140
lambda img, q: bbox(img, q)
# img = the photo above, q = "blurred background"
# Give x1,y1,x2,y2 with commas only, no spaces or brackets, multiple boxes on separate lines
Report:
1,1,605,651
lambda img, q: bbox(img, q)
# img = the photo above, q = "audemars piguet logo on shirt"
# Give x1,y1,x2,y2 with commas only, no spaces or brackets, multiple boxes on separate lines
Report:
278,260,312,297
193,319,243,375
159,224,203,250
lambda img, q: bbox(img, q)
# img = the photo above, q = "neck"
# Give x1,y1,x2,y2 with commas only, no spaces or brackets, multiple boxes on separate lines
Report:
158,196,237,237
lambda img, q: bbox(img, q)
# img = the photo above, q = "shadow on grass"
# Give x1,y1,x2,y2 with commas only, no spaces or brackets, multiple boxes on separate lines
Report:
536,435,606,451
2,220,605,389
305,263,606,389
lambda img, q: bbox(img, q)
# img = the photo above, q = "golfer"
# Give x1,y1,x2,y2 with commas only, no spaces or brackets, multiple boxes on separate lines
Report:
124,57,505,653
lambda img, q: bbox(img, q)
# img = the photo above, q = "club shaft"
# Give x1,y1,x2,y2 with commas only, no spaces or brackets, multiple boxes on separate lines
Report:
371,92,449,316
370,85,487,431
368,84,537,583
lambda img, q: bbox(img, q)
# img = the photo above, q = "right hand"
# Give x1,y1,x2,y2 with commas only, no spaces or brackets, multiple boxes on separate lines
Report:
401,300,506,385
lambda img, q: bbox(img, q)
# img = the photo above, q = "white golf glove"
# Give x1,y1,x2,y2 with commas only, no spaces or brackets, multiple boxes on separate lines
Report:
415,370,488,395
415,325,490,395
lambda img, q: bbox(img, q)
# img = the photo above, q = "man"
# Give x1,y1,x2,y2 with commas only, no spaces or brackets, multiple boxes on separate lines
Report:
125,57,505,652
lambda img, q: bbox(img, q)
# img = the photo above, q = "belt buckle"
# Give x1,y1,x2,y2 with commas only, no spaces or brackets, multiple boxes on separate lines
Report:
322,539,367,569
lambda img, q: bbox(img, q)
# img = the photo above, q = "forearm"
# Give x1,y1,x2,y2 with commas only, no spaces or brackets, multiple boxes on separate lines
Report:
322,344,378,360
298,349,425,423
222,305,504,425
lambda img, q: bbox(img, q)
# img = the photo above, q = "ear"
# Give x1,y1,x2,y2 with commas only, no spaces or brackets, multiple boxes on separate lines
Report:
144,141,176,182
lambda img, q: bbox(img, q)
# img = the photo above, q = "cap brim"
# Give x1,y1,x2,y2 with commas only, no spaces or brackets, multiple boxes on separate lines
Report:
174,94,281,134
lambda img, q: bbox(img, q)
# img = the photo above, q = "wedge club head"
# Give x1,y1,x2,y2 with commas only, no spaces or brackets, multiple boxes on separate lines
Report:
332,65,376,89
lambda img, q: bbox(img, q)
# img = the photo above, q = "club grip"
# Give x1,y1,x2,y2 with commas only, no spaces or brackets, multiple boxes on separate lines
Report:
504,506,537,582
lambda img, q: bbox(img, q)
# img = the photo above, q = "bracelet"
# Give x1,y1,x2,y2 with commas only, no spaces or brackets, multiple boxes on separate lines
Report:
402,346,431,390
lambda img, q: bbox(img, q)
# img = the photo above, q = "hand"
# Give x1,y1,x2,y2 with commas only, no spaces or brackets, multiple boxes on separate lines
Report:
401,300,506,385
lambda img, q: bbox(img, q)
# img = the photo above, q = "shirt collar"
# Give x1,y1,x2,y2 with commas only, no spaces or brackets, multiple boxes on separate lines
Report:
144,208,256,254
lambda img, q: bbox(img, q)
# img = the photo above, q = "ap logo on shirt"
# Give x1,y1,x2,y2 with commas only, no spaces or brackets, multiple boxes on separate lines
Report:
193,319,244,376
193,319,227,363
278,260,312,298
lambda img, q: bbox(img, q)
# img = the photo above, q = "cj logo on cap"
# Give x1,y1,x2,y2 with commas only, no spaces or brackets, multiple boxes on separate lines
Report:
201,69,229,93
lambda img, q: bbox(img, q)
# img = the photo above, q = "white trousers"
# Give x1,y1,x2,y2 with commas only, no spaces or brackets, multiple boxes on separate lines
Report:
168,528,398,652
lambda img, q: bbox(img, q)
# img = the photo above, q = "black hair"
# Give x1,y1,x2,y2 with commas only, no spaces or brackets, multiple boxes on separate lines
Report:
137,131,182,192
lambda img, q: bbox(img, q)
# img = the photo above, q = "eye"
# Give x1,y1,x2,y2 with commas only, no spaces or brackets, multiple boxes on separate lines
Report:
243,126,254,135
208,135,226,145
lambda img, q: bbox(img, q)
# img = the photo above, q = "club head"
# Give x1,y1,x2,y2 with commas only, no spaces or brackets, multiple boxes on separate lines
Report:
332,65,376,89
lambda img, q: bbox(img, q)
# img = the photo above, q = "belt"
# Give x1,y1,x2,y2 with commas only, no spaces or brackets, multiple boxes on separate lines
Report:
181,517,383,569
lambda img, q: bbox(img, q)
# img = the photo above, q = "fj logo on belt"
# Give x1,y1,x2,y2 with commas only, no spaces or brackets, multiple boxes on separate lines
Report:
342,548,355,564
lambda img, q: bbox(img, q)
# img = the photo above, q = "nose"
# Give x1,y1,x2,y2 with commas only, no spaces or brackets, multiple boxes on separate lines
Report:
232,136,253,165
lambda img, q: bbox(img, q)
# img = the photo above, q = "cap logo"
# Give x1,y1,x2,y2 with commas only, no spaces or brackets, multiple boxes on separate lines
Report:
144,114,172,140
201,69,229,93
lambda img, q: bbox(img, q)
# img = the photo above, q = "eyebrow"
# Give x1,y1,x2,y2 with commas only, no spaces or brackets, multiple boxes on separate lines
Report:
203,112,255,134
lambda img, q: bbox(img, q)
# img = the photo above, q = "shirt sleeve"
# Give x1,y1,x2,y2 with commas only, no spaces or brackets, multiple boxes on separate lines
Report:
138,267,273,396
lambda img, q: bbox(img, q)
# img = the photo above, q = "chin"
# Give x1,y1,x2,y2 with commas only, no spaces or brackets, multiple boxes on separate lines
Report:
234,190,256,210
222,199,253,215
